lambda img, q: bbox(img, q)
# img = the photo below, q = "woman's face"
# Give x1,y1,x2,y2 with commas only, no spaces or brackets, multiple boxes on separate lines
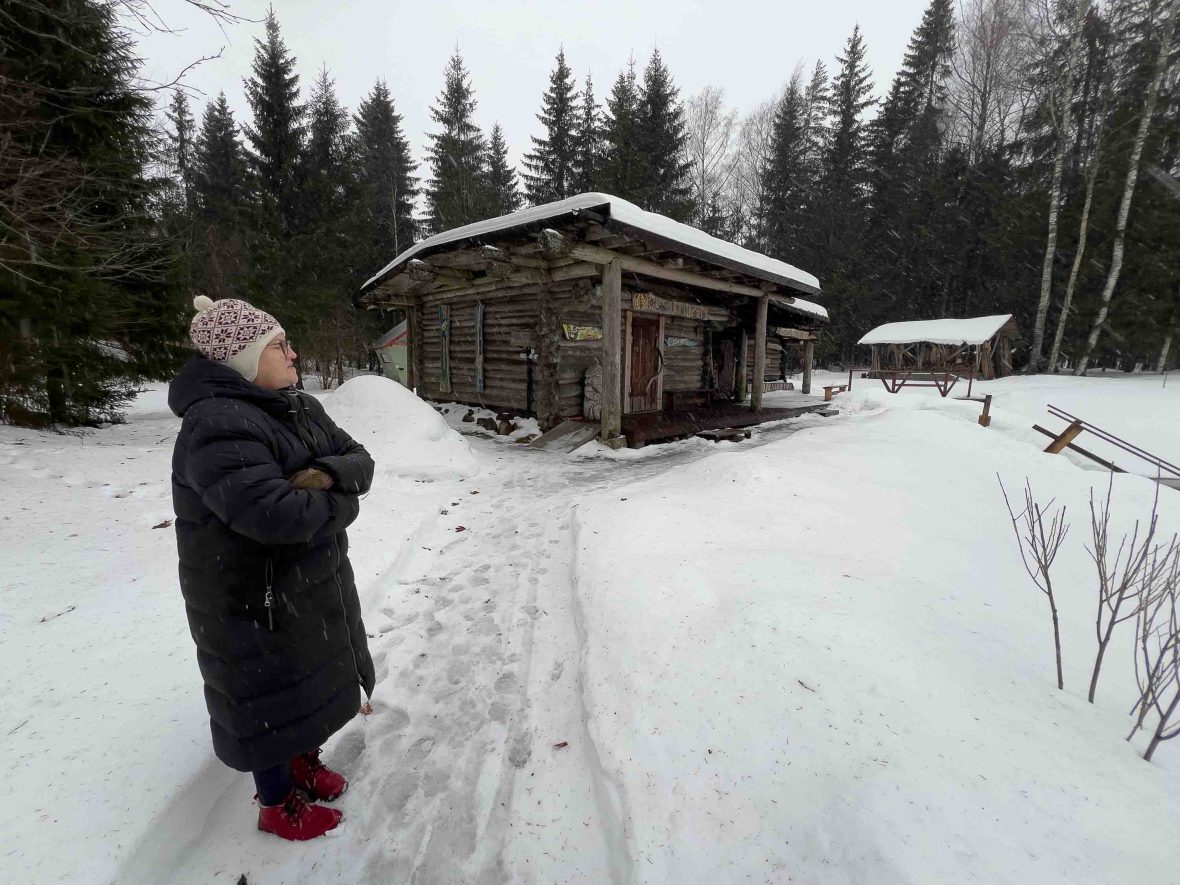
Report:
255,336,299,389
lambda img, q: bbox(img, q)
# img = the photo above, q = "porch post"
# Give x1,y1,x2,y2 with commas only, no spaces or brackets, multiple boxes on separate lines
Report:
802,338,814,395
737,329,749,403
600,258,623,441
752,295,768,411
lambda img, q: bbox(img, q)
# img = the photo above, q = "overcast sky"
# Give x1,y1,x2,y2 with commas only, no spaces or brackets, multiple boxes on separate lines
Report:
135,0,933,172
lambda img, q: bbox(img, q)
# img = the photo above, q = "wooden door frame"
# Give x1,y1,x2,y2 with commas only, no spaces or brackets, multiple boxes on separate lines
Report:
623,310,665,413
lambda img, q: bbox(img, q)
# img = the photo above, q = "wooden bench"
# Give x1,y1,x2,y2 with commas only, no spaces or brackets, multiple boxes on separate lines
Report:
664,389,714,412
823,383,849,402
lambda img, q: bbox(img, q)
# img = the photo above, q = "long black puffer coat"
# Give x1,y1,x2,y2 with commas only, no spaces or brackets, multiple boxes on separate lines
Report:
169,356,376,773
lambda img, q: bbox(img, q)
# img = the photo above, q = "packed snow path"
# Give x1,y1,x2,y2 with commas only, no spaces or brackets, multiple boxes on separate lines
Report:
119,417,820,885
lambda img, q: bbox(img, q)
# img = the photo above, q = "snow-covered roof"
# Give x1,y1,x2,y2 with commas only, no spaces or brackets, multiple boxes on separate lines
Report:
858,314,1015,347
361,192,821,296
769,293,828,323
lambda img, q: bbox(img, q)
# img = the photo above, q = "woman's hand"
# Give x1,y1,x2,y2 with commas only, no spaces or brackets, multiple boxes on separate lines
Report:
288,467,335,490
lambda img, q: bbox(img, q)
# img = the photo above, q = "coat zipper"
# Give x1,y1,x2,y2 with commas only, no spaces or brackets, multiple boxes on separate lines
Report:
332,535,364,689
264,557,275,631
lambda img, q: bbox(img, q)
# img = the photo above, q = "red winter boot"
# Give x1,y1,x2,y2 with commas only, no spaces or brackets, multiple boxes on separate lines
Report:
257,789,342,841
290,748,348,801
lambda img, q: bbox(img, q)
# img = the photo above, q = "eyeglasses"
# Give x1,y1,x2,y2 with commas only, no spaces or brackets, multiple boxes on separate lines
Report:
267,338,296,356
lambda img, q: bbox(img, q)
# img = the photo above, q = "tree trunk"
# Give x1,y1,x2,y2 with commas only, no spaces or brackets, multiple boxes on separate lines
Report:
1077,0,1180,374
1156,284,1178,373
1143,690,1179,762
1049,128,1104,373
1050,595,1064,690
1028,0,1090,374
1158,332,1174,374
1088,625,1112,703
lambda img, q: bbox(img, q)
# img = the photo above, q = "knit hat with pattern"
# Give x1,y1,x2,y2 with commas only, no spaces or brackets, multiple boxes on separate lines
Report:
188,296,283,383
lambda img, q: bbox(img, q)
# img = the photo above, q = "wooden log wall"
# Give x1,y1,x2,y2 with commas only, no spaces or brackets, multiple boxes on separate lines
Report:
745,337,785,384
411,275,762,427
416,284,542,412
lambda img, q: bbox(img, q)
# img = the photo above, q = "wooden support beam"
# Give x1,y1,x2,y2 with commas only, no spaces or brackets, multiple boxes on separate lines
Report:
1032,424,1123,471
569,242,775,299
802,339,814,395
752,295,768,412
1044,420,1084,454
737,329,749,403
600,258,623,442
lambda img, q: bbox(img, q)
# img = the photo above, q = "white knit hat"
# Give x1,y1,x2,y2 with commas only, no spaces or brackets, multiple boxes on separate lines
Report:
189,295,284,382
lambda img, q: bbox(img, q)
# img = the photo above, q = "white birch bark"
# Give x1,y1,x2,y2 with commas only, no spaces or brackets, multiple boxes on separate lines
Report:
1028,0,1091,374
1049,126,1104,371
1077,0,1180,374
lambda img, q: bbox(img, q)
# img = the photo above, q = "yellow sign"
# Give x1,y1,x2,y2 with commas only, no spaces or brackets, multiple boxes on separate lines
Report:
633,291,708,320
562,324,603,341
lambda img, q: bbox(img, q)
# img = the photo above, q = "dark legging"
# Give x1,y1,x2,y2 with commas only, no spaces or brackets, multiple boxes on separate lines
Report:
253,762,294,806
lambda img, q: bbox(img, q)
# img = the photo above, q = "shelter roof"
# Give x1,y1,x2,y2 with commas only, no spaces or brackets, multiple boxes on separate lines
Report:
858,314,1016,347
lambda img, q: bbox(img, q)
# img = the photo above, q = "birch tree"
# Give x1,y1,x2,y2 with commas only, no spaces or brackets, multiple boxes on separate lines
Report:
684,86,738,233
1076,0,1180,374
1028,0,1091,374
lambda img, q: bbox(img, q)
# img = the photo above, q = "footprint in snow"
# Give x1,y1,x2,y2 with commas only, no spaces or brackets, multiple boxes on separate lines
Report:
494,672,517,693
405,736,435,766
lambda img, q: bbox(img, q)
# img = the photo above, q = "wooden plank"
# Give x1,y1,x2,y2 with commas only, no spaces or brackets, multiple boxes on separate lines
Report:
601,258,623,440
530,419,599,453
1044,419,1084,454
1032,424,1124,471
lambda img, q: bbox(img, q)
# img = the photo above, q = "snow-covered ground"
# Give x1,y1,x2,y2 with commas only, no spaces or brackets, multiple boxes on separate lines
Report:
2,370,1178,884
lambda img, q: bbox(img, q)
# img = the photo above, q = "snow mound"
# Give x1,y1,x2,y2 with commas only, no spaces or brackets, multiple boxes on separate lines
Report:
321,376,480,480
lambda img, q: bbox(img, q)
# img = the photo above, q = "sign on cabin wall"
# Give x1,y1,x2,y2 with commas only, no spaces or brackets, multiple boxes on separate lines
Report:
664,337,699,347
562,324,603,341
633,291,709,320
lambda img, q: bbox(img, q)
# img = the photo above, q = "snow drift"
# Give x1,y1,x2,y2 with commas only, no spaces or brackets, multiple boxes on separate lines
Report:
321,375,480,480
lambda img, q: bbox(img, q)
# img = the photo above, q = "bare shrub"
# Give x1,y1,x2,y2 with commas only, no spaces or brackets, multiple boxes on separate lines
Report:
1086,478,1177,702
1128,553,1180,761
1000,476,1070,689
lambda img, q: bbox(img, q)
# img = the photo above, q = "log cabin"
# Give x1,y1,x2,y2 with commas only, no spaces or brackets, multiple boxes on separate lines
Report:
356,193,830,447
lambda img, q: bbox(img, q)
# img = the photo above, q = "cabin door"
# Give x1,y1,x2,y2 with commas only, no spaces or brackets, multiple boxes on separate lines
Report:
626,314,663,413
714,334,738,400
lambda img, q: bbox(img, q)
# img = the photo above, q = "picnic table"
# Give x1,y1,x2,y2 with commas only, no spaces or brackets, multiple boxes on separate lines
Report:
865,368,973,398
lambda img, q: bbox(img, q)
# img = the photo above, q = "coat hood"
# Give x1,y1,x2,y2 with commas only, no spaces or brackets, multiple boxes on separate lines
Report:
168,354,288,418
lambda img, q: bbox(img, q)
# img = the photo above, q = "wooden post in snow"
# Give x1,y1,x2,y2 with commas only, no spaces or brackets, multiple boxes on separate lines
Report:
737,329,749,403
802,339,814,395
752,295,768,411
600,258,623,442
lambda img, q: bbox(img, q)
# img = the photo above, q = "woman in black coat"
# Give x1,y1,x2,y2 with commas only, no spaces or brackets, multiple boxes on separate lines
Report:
170,296,376,841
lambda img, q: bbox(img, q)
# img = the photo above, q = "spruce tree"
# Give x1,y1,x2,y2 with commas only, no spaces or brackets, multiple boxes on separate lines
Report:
425,50,490,233
354,80,418,265
242,8,305,237
0,0,183,425
802,61,831,181
812,24,876,355
761,74,809,259
165,91,197,215
572,74,603,193
599,60,644,202
193,94,249,229
523,49,579,205
191,93,250,300
486,123,523,216
636,49,693,219
866,0,956,324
